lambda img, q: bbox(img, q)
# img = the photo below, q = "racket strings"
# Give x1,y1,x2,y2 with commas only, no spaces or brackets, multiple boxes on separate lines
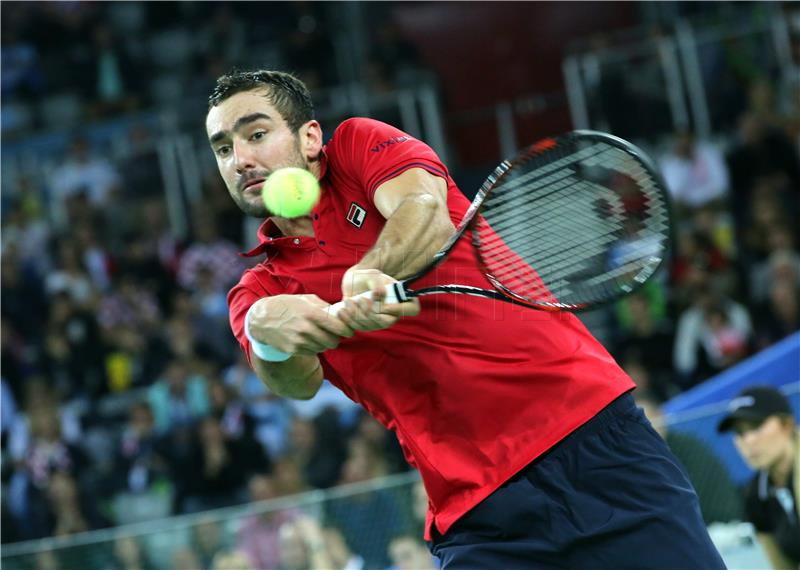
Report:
476,140,669,307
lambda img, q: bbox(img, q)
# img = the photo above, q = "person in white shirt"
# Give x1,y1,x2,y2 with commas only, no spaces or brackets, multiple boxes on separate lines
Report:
659,130,730,210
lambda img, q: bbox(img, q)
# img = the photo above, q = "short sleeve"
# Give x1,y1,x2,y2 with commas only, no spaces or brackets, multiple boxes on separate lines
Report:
330,118,449,204
227,266,285,365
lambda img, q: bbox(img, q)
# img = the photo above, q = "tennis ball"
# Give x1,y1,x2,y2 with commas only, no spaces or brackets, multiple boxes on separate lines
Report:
261,167,320,218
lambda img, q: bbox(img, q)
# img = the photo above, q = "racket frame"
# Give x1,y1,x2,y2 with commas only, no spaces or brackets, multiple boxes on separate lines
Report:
388,130,674,312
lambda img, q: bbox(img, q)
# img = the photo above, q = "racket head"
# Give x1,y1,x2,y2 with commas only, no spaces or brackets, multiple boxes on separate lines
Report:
468,130,673,311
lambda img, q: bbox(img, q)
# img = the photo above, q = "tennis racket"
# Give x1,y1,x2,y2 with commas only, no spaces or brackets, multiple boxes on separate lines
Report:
331,130,672,314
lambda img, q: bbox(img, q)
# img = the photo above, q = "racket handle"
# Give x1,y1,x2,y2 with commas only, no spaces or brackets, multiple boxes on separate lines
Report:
328,283,404,317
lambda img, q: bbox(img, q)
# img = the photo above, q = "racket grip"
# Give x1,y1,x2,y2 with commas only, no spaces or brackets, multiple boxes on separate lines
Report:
328,283,403,317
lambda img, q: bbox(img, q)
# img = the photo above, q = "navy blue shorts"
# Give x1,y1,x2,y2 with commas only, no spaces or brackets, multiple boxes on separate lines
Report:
430,393,726,569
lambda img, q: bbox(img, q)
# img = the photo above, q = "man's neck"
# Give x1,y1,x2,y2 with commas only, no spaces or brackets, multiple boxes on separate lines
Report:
272,216,315,237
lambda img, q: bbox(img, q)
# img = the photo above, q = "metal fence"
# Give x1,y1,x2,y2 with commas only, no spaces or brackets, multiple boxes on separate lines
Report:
5,396,794,570
1,471,424,570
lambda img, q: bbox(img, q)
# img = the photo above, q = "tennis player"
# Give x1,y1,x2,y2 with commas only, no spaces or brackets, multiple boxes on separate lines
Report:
207,70,725,569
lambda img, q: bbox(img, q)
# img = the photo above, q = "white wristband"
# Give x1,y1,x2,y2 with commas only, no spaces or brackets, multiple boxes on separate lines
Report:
244,303,292,362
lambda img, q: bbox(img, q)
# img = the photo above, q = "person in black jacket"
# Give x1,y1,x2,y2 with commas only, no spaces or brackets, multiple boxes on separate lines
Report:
718,386,800,569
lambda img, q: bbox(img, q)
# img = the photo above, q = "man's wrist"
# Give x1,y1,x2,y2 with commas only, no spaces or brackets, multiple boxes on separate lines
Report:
245,302,292,362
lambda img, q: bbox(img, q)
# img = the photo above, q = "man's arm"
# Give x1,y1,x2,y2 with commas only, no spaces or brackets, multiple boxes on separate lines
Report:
246,294,353,400
340,168,454,304
354,167,454,279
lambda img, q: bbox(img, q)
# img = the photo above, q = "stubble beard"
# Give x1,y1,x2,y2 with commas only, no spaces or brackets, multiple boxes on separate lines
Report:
230,139,308,218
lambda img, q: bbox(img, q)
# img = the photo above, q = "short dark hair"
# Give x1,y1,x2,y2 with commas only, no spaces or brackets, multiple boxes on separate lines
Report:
208,70,314,132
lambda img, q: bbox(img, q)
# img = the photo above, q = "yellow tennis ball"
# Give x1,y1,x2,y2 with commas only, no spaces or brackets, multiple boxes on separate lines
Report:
261,167,320,218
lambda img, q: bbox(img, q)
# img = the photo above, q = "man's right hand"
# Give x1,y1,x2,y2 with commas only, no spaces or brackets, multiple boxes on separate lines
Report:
247,295,355,356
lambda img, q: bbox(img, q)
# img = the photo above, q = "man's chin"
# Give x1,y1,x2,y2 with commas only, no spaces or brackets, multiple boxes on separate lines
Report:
237,197,269,218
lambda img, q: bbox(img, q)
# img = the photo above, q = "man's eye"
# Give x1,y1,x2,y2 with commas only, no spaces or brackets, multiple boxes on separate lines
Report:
216,146,231,156
251,131,266,141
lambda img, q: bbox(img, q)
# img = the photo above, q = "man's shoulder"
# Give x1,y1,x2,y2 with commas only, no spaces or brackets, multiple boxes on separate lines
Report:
329,117,406,146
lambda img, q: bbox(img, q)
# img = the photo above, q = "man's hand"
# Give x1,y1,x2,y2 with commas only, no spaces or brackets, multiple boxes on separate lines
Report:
248,295,354,356
338,267,420,332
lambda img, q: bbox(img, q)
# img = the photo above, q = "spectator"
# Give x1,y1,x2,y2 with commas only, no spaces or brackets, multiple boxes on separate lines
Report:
613,285,675,398
81,23,143,118
1,245,48,341
409,480,428,540
322,524,365,570
110,403,168,496
73,221,114,293
0,318,28,407
673,283,752,387
117,125,163,200
172,547,204,570
97,271,162,334
112,536,155,570
327,437,406,570
237,474,299,570
0,28,44,99
210,378,273,478
211,550,253,570
111,536,156,570
742,178,798,263
670,230,733,308
44,242,96,307
47,471,109,537
754,277,800,350
183,416,249,512
659,129,730,211
147,359,210,434
387,534,437,570
193,516,226,570
278,516,337,570
223,351,293,458
352,412,408,475
726,113,800,233
177,210,244,292
717,386,799,569
48,136,121,227
637,396,743,524
750,248,800,304
1,378,19,444
1,194,52,278
285,413,346,490
272,454,311,497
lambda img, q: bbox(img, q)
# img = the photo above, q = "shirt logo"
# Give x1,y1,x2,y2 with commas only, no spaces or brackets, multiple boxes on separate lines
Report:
347,202,367,228
370,136,410,153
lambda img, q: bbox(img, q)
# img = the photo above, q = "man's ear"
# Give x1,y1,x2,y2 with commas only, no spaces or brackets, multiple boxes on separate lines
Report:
300,120,323,160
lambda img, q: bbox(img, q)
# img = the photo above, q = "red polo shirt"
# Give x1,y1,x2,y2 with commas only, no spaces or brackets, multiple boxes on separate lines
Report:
228,118,634,539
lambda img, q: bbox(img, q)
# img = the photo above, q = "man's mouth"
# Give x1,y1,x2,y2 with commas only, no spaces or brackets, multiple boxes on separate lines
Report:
242,178,265,193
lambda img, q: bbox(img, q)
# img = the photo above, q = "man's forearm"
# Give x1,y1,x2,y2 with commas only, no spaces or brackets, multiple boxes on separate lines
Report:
252,354,323,400
358,193,453,278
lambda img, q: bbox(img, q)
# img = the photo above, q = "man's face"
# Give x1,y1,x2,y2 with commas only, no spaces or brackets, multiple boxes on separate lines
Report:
206,89,313,217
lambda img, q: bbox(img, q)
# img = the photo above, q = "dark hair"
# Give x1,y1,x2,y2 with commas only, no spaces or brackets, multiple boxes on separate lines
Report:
208,70,314,132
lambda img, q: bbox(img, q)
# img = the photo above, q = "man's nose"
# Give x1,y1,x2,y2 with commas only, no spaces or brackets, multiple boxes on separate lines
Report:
233,141,257,173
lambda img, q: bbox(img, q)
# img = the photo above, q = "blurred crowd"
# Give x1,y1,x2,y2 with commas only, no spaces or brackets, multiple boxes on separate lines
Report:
2,2,800,570
618,78,800,403
2,2,425,137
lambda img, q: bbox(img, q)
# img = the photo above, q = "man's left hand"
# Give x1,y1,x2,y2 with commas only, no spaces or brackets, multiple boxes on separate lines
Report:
338,267,420,331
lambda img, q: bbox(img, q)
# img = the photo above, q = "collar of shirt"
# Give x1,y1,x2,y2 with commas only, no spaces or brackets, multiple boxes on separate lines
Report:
240,149,330,259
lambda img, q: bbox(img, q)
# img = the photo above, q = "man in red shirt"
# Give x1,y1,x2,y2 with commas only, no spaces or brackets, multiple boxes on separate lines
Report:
207,70,725,569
